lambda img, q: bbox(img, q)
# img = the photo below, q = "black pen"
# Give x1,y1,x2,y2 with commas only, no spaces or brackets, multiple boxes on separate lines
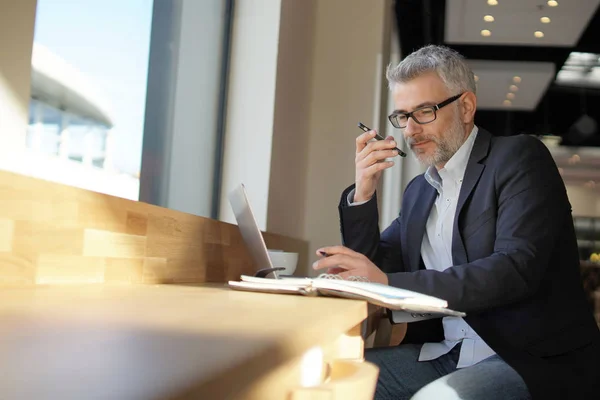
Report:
358,122,407,157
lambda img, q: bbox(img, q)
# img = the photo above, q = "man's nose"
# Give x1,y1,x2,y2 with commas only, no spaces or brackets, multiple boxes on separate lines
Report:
403,116,422,137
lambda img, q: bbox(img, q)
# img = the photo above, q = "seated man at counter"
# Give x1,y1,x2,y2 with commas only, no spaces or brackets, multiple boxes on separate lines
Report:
313,45,600,400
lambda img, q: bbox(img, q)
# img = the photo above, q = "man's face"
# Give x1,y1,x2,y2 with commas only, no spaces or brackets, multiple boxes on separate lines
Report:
391,71,467,168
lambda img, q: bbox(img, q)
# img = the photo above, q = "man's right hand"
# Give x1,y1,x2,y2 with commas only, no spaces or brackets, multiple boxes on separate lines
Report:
354,129,399,203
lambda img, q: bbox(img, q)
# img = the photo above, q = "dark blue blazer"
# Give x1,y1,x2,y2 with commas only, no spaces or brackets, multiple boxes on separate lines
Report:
339,128,600,399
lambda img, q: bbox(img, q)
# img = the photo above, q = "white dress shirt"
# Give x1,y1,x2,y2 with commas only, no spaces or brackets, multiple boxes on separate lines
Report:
348,125,495,368
418,126,496,368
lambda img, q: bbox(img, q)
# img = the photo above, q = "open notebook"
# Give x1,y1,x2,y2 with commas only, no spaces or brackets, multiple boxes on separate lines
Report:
227,183,465,322
228,274,466,319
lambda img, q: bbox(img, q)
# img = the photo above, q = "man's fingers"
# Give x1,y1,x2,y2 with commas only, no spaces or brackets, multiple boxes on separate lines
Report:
356,130,376,153
359,136,398,154
356,138,399,165
362,161,395,175
315,245,359,257
325,267,346,275
359,149,399,168
337,270,356,280
312,255,355,272
312,253,344,268
313,247,368,272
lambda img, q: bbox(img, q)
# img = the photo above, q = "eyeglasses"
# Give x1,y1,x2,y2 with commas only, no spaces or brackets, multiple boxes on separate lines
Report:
388,93,464,129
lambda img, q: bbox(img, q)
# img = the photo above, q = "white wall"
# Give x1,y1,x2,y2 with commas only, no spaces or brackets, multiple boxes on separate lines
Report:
219,0,283,229
267,0,316,240
0,0,37,155
301,0,392,273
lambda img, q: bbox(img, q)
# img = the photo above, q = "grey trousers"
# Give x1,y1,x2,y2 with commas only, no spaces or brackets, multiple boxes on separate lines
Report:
365,343,531,400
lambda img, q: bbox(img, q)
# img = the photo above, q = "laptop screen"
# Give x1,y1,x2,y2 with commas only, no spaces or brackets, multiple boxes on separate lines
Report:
227,184,276,276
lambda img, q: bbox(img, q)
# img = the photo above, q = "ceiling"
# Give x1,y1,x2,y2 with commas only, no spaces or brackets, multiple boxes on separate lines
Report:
394,0,600,138
445,0,598,47
393,0,600,188
467,59,555,110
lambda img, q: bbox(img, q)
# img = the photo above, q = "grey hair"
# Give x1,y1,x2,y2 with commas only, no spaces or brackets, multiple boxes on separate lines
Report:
386,45,476,95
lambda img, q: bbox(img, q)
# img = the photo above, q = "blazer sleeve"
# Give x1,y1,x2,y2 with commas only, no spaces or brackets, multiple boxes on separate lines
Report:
387,136,571,313
338,184,407,273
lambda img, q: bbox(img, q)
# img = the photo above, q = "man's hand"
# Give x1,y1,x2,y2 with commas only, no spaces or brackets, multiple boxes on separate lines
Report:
355,129,398,203
312,246,389,285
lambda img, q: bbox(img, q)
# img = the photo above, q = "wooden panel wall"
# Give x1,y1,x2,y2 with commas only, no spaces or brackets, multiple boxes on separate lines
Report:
0,171,308,285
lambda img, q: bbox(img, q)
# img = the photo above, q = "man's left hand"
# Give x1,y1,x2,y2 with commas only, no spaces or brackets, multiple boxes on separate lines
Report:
312,246,389,285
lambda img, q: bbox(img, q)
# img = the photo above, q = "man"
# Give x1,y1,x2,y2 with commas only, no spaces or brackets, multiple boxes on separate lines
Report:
312,45,600,400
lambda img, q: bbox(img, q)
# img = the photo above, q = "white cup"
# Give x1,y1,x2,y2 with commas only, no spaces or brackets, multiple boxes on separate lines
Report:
267,250,299,276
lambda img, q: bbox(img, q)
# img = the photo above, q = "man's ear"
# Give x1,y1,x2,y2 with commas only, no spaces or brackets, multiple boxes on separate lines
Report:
460,92,477,124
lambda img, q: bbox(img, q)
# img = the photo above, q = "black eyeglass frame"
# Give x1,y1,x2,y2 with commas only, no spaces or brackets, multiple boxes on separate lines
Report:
388,93,464,129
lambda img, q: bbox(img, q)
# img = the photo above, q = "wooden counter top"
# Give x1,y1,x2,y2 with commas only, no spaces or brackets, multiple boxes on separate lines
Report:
0,284,367,399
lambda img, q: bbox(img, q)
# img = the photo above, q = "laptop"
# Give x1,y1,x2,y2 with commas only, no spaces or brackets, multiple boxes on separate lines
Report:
228,183,281,279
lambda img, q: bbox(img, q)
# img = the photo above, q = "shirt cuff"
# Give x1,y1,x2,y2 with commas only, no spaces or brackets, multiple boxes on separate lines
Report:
347,188,371,206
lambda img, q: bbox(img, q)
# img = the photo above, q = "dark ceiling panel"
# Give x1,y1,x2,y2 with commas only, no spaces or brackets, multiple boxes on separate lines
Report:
393,0,600,147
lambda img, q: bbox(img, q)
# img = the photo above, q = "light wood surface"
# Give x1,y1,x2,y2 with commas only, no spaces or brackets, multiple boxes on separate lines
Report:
290,360,379,400
0,284,369,399
0,171,382,398
0,170,308,285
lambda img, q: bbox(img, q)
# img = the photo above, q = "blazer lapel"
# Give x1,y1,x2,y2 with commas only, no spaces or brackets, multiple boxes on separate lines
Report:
407,183,437,272
452,128,491,265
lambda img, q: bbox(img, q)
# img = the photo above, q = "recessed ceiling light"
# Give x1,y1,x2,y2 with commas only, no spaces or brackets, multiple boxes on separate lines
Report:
481,29,492,37
541,17,551,23
513,76,522,83
506,93,515,100
487,0,498,5
509,85,519,92
484,15,495,22
503,100,512,106
547,0,558,7
534,31,545,38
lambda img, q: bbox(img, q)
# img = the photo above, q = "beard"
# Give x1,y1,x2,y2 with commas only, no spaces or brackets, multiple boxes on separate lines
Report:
404,110,466,167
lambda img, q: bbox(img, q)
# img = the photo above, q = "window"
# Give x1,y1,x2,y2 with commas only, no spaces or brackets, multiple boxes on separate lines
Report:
23,0,234,218
139,0,233,218
23,0,154,200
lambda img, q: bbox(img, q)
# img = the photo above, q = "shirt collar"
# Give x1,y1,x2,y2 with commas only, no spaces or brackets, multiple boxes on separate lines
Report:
425,125,479,192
